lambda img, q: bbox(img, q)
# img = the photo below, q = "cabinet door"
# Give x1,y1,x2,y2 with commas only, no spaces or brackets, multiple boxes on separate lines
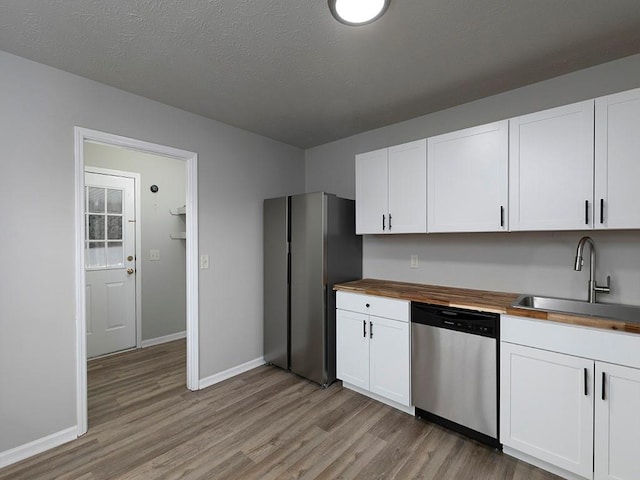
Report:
595,362,640,480
595,89,640,229
509,101,594,230
355,148,388,234
336,309,369,390
369,316,410,406
500,342,594,478
428,121,508,232
387,139,427,233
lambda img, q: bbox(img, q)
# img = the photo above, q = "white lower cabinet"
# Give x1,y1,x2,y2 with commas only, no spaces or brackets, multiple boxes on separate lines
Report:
594,362,640,480
501,315,640,480
367,315,410,404
501,342,594,479
336,292,411,410
335,309,369,390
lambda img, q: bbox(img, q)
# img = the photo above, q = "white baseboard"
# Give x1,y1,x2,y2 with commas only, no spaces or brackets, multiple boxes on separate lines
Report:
141,330,186,348
0,426,77,469
199,356,265,390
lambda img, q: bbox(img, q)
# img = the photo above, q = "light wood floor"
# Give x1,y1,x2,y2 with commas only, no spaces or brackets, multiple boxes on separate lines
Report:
1,340,561,480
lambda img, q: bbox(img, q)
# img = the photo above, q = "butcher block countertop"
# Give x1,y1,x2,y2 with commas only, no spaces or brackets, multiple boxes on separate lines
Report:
334,278,640,335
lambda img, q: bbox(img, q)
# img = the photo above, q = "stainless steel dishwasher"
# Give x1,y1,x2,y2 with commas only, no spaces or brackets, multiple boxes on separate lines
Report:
411,302,500,448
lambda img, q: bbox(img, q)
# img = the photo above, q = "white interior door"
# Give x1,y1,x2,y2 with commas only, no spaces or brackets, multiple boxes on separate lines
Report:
85,172,136,358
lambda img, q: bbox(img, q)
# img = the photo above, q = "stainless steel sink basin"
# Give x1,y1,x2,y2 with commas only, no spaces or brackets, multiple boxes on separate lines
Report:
512,294,640,324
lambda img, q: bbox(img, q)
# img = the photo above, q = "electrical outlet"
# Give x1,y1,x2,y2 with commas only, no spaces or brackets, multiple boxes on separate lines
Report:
410,255,419,268
149,249,160,261
200,254,210,269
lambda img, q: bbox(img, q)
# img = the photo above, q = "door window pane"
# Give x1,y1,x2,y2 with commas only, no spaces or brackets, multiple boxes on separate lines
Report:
86,242,105,268
88,215,105,240
88,187,105,213
107,189,123,214
107,216,122,240
84,180,130,270
106,242,124,266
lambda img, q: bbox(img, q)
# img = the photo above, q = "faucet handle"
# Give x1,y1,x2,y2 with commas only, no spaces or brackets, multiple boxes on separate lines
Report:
595,275,611,294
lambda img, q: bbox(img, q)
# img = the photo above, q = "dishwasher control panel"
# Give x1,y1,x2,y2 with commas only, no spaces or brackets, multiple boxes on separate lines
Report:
411,303,498,338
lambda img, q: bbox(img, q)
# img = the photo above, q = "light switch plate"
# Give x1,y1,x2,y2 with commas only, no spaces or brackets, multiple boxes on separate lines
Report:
149,249,160,261
410,255,419,268
200,254,210,269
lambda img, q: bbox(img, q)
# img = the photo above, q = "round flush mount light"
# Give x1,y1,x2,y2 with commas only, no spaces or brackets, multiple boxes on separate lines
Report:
329,0,390,26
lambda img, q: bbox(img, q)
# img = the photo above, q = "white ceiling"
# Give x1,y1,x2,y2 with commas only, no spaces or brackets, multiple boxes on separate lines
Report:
1,1,640,148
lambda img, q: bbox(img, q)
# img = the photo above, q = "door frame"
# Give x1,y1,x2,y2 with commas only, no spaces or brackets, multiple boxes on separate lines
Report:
84,166,143,349
74,127,200,436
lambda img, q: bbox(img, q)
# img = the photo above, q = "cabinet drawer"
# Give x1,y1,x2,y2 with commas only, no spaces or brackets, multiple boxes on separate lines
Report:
336,291,409,322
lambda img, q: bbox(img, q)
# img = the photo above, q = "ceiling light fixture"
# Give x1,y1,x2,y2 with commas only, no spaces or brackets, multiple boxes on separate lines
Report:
329,0,390,26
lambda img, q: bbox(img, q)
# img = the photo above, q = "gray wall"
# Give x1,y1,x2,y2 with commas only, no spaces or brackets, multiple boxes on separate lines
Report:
85,142,187,342
0,50,304,453
306,53,640,306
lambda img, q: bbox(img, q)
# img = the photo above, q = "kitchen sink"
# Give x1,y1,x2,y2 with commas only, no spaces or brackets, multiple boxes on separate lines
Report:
512,294,640,324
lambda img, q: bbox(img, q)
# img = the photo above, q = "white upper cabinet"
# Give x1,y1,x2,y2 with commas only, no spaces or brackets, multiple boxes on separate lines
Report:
355,148,389,234
509,100,595,231
355,88,640,235
387,140,428,233
427,120,508,232
595,88,640,229
355,139,426,234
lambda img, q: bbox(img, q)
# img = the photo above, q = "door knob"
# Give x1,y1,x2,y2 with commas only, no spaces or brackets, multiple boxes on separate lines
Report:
127,268,135,275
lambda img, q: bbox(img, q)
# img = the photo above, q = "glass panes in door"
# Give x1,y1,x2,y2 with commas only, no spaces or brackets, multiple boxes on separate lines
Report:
85,186,124,269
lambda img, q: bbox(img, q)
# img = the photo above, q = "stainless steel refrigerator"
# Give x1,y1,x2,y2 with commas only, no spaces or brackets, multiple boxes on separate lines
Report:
263,192,362,386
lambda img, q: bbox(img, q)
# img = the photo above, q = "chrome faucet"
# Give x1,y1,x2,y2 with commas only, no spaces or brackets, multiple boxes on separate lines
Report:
574,236,611,303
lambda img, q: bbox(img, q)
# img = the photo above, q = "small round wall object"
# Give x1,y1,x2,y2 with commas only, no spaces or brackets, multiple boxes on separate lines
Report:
150,184,159,193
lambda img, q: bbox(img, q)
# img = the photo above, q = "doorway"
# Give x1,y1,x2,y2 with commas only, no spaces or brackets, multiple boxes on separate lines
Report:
74,127,200,436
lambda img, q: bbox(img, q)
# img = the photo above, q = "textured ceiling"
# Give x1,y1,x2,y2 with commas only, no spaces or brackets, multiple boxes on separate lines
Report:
1,0,640,148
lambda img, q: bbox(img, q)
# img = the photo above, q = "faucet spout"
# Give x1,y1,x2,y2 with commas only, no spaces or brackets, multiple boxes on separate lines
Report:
574,236,593,272
573,236,610,303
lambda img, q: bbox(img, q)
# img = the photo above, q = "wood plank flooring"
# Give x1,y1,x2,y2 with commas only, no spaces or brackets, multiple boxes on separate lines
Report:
1,340,561,479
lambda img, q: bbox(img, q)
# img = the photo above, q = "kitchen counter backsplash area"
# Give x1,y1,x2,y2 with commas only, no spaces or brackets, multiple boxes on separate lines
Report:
334,278,640,334
361,229,640,307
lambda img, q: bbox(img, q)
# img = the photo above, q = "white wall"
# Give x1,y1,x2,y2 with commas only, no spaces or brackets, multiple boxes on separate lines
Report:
0,50,304,453
85,142,187,342
305,53,640,306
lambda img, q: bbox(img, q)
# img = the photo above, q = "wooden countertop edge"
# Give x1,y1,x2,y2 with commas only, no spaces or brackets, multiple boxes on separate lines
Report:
334,279,640,335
